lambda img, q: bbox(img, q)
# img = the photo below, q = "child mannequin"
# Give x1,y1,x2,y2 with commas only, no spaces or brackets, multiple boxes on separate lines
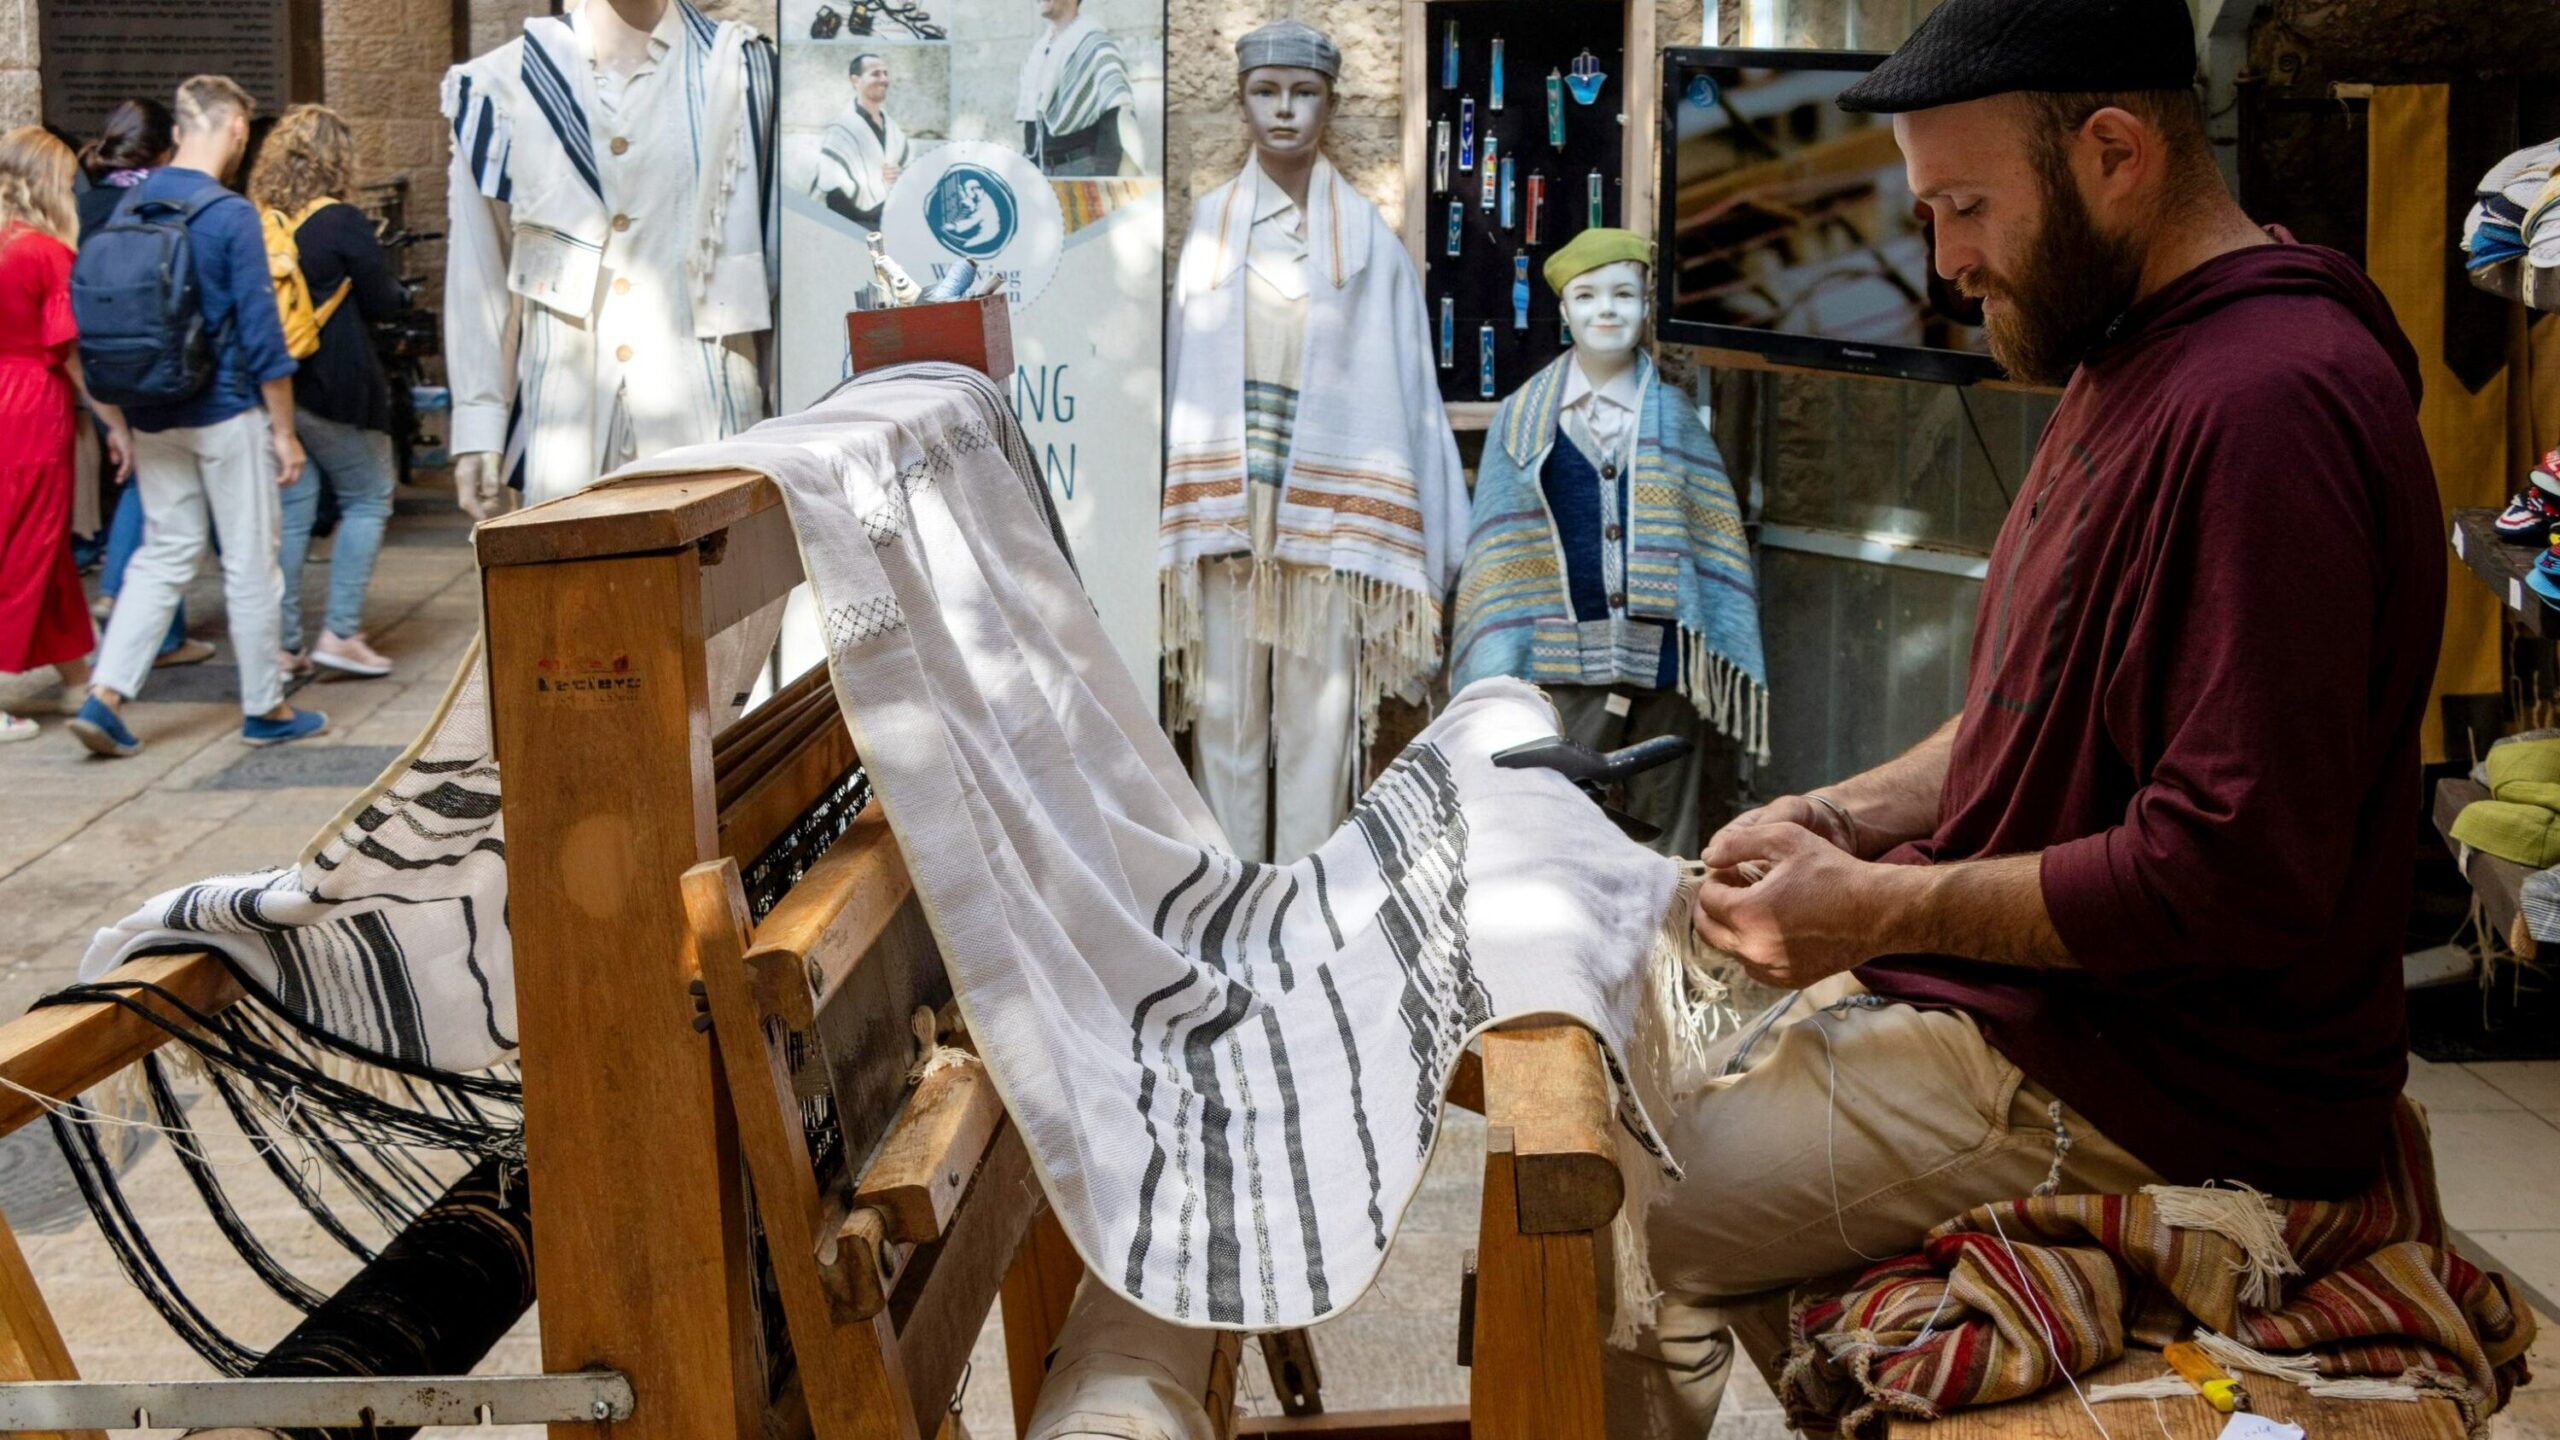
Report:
1448,228,1768,855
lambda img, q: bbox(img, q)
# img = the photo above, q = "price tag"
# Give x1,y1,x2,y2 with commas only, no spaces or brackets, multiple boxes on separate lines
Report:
2512,578,2526,611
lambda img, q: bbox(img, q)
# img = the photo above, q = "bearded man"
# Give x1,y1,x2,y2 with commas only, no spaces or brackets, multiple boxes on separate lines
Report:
1612,0,2445,1427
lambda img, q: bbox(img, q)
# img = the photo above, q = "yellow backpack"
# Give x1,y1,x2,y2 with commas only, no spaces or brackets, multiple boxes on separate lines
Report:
260,198,354,360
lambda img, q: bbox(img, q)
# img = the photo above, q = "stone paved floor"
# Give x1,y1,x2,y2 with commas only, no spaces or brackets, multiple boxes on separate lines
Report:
0,496,2551,1438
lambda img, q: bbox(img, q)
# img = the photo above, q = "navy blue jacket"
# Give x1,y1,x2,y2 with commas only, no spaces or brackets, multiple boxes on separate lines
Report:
112,166,295,433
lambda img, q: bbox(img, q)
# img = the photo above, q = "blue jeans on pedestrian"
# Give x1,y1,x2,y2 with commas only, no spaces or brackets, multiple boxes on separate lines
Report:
275,413,396,650
101,481,189,657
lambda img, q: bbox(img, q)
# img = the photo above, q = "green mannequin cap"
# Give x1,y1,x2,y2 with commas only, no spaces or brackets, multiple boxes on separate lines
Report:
1543,227,1653,296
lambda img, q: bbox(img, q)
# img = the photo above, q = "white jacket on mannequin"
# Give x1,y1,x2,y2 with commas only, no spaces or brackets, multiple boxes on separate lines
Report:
441,0,778,505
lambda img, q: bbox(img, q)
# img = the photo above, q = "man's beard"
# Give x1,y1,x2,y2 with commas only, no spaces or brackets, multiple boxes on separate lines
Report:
1963,161,2144,386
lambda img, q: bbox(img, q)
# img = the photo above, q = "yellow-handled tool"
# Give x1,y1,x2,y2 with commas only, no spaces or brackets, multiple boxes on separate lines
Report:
2164,1341,2251,1415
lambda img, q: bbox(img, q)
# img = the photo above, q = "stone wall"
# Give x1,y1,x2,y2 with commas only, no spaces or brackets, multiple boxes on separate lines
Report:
1,0,34,129
0,0,451,294
1162,0,1704,254
329,0,454,277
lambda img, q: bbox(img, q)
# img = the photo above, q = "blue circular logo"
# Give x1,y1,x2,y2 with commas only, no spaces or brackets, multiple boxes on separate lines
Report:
926,164,1018,259
1685,73,1720,109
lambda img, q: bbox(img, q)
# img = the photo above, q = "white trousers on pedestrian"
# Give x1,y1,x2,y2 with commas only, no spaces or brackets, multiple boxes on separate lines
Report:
96,411,284,717
1185,559,1358,865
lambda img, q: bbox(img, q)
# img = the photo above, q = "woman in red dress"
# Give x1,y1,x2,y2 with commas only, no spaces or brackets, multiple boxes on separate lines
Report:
0,125,129,739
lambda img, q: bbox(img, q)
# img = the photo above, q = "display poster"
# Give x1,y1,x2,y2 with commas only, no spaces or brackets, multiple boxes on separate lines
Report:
777,0,1166,696
39,0,296,135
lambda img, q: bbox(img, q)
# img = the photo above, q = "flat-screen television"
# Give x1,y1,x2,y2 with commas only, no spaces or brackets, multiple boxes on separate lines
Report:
1655,48,2002,385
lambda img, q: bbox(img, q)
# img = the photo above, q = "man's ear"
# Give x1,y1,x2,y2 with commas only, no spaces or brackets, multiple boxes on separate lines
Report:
2080,106,2148,193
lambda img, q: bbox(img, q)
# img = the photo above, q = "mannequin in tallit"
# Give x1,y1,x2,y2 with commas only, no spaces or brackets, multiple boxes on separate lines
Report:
1448,231,1768,857
443,0,776,517
1159,19,1468,866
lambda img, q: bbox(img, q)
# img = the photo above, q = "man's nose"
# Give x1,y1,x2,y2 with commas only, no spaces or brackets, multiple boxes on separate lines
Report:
1931,226,1978,284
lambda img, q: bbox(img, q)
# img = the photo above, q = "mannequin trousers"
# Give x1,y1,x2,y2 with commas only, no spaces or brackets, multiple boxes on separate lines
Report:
1185,558,1357,865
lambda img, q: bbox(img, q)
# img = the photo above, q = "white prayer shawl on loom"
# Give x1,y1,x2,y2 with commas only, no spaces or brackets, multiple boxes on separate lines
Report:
82,367,1725,1336
80,654,516,1068
1160,158,1470,737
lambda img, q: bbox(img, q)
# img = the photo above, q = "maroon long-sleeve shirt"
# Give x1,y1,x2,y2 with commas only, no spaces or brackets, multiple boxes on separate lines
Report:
1857,237,2443,1199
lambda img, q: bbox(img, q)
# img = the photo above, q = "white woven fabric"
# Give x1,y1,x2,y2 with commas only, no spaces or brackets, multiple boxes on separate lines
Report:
85,364,1710,1330
80,655,514,1068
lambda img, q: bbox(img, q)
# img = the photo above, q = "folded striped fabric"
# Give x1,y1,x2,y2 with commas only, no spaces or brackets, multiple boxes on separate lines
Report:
1781,1099,2537,1438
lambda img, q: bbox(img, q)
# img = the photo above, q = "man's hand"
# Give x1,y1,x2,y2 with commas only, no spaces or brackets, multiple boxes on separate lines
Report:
1724,794,1857,855
1693,823,1885,990
102,417,134,484
883,160,902,184
272,425,305,489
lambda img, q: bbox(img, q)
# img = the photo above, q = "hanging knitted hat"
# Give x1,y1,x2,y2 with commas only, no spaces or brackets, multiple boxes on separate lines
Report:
1543,227,1652,296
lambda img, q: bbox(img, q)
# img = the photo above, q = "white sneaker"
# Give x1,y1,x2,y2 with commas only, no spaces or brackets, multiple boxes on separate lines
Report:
310,630,393,678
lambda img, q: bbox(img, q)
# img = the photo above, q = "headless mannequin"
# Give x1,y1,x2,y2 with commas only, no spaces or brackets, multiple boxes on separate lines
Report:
452,0,668,519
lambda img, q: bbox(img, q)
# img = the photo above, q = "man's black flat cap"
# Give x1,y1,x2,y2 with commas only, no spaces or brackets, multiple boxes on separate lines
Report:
1836,0,2198,114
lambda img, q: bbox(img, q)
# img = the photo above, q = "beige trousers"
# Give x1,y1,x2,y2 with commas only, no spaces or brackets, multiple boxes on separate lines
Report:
1604,975,2165,1436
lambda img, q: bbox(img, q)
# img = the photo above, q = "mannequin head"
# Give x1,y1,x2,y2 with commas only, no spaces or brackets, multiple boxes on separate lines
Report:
850,53,890,111
1541,229,1653,385
1560,258,1647,381
1240,67,1332,165
1233,21,1341,187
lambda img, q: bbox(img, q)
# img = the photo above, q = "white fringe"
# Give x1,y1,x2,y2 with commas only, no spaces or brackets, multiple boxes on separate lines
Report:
1611,1117,1665,1349
2086,1376,2202,1403
1160,561,1444,749
2145,1182,2301,1310
2188,1332,2448,1411
1609,863,1748,1348
1676,630,1772,764
2305,1377,2431,1402
2192,1329,2322,1387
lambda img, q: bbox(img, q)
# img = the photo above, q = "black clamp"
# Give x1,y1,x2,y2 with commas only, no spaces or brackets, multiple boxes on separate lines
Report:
1492,733,1693,843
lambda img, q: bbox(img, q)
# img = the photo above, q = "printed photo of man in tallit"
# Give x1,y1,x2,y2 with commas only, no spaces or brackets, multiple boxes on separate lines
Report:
1014,0,1142,176
812,51,910,229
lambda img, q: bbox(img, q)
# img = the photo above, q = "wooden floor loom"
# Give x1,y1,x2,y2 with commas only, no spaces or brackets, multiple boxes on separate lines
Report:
0,299,1636,1439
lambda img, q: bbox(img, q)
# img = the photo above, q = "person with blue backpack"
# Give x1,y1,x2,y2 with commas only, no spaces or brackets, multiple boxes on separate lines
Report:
66,74,325,758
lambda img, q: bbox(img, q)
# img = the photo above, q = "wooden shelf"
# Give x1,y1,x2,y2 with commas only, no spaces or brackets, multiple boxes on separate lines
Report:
2470,256,2560,314
2433,775,2540,960
2449,507,2560,639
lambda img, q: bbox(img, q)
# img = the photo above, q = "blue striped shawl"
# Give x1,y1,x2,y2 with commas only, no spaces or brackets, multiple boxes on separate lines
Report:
1449,353,1767,743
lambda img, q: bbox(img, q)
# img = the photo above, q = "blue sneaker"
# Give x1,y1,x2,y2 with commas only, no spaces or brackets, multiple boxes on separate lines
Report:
2531,546,2560,607
241,708,328,747
67,697,140,757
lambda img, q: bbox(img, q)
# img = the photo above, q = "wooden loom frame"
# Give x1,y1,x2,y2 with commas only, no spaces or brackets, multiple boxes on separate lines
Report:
0,297,1633,1439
